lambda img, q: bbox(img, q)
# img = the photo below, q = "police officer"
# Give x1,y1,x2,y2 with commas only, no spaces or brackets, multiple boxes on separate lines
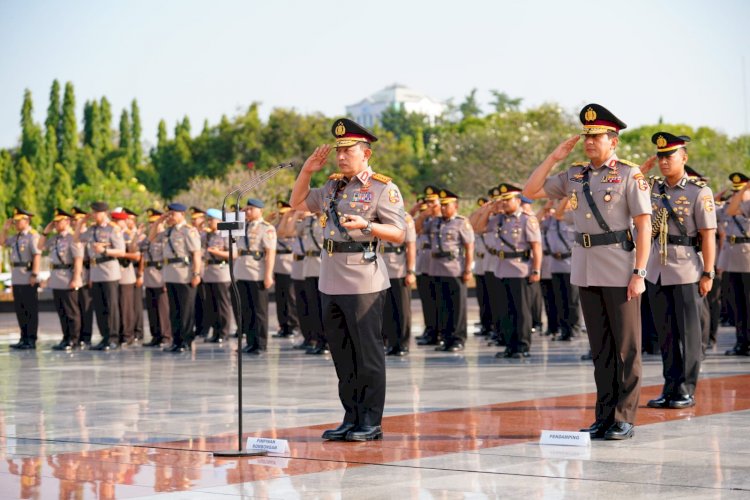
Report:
382,209,417,355
474,186,506,346
545,198,581,341
40,209,84,350
641,132,716,409
271,201,299,338
1,208,41,349
291,118,406,442
124,208,145,342
301,211,328,355
524,104,652,440
722,172,750,355
415,186,443,346
138,209,172,347
202,209,232,343
190,206,209,339
150,203,202,352
469,197,494,337
75,202,126,351
72,207,94,348
234,199,276,354
112,209,141,346
280,210,313,350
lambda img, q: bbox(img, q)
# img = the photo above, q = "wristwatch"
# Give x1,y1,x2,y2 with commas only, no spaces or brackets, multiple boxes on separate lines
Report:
361,220,373,235
702,270,716,279
633,268,647,278
531,269,541,276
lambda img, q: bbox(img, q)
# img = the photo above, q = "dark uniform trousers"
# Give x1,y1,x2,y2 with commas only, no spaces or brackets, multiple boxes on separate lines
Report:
648,280,702,397
417,274,438,338
495,277,532,353
205,282,232,338
727,272,750,351
640,290,660,354
166,282,197,347
322,290,386,427
383,277,411,349
13,285,39,344
579,286,641,424
304,277,326,346
530,280,544,329
293,278,312,344
53,289,81,345
274,273,299,334
145,287,171,344
119,283,135,344
237,280,269,349
551,273,580,339
435,276,467,345
474,273,493,333
134,286,144,340
78,285,94,344
194,282,209,336
540,278,559,334
92,281,120,345
707,275,722,346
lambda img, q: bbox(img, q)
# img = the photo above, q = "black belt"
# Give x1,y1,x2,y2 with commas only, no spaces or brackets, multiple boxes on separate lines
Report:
575,229,633,249
276,249,293,254
323,239,377,253
166,257,189,265
146,261,163,269
304,250,321,257
293,254,305,261
83,259,91,269
728,235,750,244
118,258,133,268
382,245,405,254
421,243,432,249
661,234,700,247
496,250,530,260
94,256,115,264
52,263,72,270
11,262,31,269
476,252,485,258
207,258,228,265
432,250,458,259
239,249,265,259
543,251,572,260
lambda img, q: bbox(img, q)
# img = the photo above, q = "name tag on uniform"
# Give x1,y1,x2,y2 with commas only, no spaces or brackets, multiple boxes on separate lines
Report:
352,191,373,203
601,175,622,183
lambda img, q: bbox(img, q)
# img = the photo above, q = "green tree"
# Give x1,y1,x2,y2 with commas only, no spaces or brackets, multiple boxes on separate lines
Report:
98,97,113,156
45,79,61,148
47,163,74,213
489,90,523,113
83,100,103,153
60,82,78,170
130,99,143,167
0,150,15,216
76,145,102,185
20,89,46,169
13,157,38,215
459,88,482,120
118,109,132,158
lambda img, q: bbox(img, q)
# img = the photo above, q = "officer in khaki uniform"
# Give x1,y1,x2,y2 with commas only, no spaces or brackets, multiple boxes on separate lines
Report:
138,209,171,347
545,199,581,341
39,209,84,350
525,104,652,440
234,198,276,354
414,186,442,345
75,202,126,351
272,201,299,338
150,203,202,352
1,208,41,349
202,209,233,343
301,212,328,354
291,118,406,442
641,133,716,410
112,209,140,346
469,197,494,337
382,211,417,355
72,207,94,348
429,189,474,352
721,172,750,355
280,210,313,350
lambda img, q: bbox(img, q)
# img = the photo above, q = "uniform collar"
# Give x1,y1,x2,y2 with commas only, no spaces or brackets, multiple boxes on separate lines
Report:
587,153,619,171
174,221,187,229
352,166,374,185
506,208,523,218
665,173,689,189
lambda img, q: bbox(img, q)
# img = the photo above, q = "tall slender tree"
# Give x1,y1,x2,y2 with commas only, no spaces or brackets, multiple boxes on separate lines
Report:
118,109,132,154
60,82,78,170
0,150,14,216
45,79,62,149
48,162,74,212
130,99,143,166
13,157,38,215
20,89,45,167
98,96,113,156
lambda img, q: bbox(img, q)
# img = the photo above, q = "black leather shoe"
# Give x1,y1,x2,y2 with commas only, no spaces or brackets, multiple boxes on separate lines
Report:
309,345,329,355
604,422,635,440
580,420,611,439
581,352,593,361
668,394,695,409
448,342,464,352
207,335,223,344
79,341,91,350
10,340,28,350
321,422,357,441
647,394,671,408
18,341,36,350
385,346,400,356
293,341,312,350
725,345,750,356
143,338,162,347
242,344,257,353
520,350,531,358
92,341,111,351
52,342,73,351
166,343,185,353
346,425,383,441
417,337,443,346
394,347,409,357
244,345,265,355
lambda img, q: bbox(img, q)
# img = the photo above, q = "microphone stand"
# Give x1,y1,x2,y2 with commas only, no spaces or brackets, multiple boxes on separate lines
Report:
214,162,294,458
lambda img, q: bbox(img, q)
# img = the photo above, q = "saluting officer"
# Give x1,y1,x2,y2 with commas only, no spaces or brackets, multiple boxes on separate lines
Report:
469,197,494,337
721,172,750,356
271,201,299,338
415,186,442,346
138,209,171,347
429,189,474,352
1,208,41,350
234,198,276,354
382,210,417,356
39,209,84,351
524,104,652,440
201,209,232,343
641,132,716,410
291,118,406,442
72,207,94,348
151,203,202,352
75,202,126,351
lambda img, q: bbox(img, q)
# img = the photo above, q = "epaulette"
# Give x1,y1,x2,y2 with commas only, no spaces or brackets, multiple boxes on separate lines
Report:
688,178,707,188
372,173,392,184
29,228,38,235
571,162,588,167
455,214,465,219
328,173,344,180
648,175,663,188
618,159,639,168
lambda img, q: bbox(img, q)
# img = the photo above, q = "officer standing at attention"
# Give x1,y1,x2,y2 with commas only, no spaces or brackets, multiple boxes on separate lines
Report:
523,104,652,440
271,201,300,338
39,209,84,351
112,209,141,346
382,209,417,356
301,211,329,355
150,203,202,352
546,198,581,342
429,189,474,352
138,209,171,347
202,208,233,343
469,197,494,337
291,118,406,442
234,199,276,354
1,208,41,350
75,202,126,351
640,132,716,410
190,206,209,339
124,208,145,342
72,207,94,348
414,187,442,346
280,210,313,350
722,172,750,356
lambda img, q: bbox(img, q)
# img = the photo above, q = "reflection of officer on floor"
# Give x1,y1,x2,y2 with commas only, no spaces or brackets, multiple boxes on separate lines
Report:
641,133,716,410
1,208,41,350
291,118,406,442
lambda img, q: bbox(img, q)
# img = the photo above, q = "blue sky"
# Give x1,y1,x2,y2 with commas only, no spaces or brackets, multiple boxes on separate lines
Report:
1,0,748,149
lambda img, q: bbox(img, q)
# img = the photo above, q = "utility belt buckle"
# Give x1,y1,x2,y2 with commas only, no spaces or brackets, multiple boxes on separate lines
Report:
498,250,504,259
326,239,334,257
582,233,592,248
729,235,736,244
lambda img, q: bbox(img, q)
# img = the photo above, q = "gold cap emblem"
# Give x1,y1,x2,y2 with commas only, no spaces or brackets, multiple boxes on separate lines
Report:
426,187,434,194
656,135,667,148
584,107,597,122
439,190,447,197
733,174,741,183
334,121,346,137
500,185,508,193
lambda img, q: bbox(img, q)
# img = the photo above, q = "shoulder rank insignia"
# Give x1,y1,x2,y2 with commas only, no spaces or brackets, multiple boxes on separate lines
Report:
618,159,640,168
328,173,344,180
571,161,588,167
372,173,392,184
688,178,707,188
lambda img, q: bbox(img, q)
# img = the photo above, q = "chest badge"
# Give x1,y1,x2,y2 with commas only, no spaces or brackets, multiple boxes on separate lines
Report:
603,191,612,203
569,191,578,210
320,214,328,227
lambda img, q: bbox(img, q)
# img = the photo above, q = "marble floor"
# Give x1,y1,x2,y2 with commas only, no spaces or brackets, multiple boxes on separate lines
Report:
1,299,749,499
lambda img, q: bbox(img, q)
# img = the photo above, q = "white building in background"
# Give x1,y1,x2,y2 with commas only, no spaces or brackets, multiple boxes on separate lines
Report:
345,84,447,128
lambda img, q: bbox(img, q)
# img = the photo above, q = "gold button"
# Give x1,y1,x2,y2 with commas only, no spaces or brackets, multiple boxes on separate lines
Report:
586,213,592,219
343,194,348,199
330,231,335,235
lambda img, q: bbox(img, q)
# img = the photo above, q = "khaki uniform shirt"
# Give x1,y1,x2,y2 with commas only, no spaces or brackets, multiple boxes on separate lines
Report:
203,230,230,283
383,213,415,279
159,223,201,284
6,229,41,285
274,222,296,275
543,215,575,275
305,166,406,295
119,229,138,285
234,219,276,282
428,215,475,277
489,209,541,279
646,174,717,285
719,199,750,273
80,221,124,283
301,214,323,278
543,155,652,287
415,216,435,275
45,232,83,290
290,220,305,280
474,230,488,275
139,236,165,289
